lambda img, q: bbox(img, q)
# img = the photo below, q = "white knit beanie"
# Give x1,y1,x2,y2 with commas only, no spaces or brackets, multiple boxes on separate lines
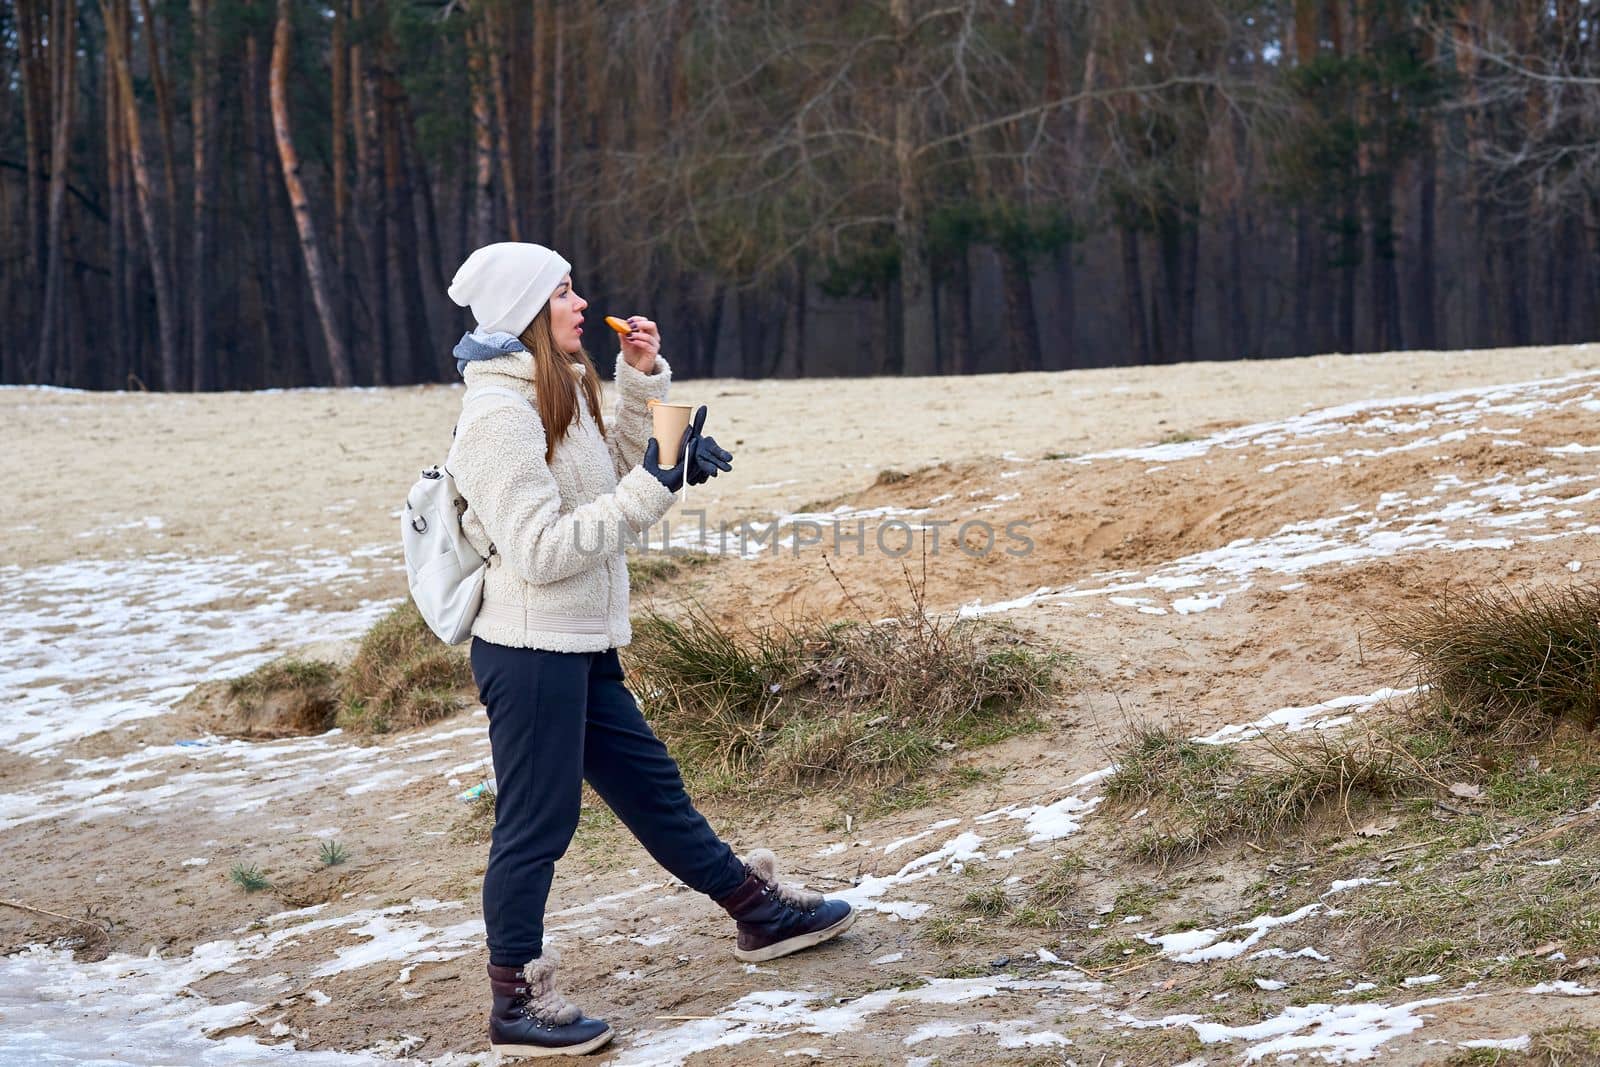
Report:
447,242,572,336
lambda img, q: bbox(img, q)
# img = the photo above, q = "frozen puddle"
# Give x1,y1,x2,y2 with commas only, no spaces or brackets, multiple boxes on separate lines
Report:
0,719,493,833
0,900,485,1067
0,548,398,756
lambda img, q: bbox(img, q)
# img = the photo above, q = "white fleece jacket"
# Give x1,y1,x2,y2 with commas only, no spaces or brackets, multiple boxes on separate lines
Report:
447,349,677,652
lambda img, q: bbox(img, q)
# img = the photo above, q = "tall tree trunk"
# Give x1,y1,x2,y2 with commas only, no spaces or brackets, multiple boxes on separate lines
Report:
1121,226,1152,363
530,0,553,240
134,0,179,222
890,0,935,376
135,0,183,375
37,0,77,384
1292,209,1316,354
331,0,350,356
551,9,564,246
380,56,435,382
271,0,353,386
1154,212,1183,361
1222,209,1250,357
104,0,180,389
951,244,975,374
1289,0,1321,356
485,4,520,241
1000,250,1042,372
468,19,495,245
1412,125,1438,350
1336,195,1358,352
243,21,286,382
1053,243,1076,370
105,32,131,387
0,167,14,380
702,284,725,376
401,107,446,301
789,255,808,378
1501,214,1531,346
1365,171,1403,352
1179,223,1199,360
352,0,389,382
189,0,218,390
17,0,51,368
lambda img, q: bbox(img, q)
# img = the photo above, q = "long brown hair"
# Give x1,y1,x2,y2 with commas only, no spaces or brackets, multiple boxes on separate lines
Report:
517,304,607,463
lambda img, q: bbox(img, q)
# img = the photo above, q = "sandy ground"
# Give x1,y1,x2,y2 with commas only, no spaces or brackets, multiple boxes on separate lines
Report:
6,345,1597,568
4,343,1600,1065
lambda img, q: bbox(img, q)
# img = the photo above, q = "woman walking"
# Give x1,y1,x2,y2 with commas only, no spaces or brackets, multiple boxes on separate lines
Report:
445,242,856,1060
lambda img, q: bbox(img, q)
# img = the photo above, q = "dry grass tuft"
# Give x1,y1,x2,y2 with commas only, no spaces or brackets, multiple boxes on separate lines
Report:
1383,582,1600,735
625,598,1061,790
1104,724,1410,863
627,550,713,594
338,600,474,734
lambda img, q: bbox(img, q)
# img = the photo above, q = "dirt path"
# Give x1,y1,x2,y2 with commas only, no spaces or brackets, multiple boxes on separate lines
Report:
4,344,1600,1065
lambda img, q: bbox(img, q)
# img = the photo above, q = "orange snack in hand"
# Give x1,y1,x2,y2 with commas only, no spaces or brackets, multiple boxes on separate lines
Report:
604,316,632,336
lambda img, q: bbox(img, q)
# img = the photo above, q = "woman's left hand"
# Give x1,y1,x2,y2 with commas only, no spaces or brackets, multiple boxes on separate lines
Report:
620,316,661,375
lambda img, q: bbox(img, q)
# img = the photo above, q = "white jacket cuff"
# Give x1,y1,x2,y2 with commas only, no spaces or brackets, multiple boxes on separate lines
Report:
617,465,677,530
614,351,672,403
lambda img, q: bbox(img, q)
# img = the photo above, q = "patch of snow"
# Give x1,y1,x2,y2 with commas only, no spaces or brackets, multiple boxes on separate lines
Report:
1197,688,1417,745
1144,904,1323,963
1527,980,1596,996
1184,995,1475,1063
616,975,1102,1067
1174,591,1229,614
975,795,1101,843
0,549,395,757
1459,1036,1531,1051
1322,879,1393,896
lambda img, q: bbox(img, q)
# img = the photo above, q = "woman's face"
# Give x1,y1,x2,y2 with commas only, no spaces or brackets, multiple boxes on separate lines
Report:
548,274,588,355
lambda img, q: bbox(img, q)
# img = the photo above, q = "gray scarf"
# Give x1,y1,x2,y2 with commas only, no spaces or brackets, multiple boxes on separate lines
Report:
452,328,525,377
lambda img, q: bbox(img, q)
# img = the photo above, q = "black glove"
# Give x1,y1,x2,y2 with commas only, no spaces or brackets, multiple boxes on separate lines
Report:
680,406,734,486
687,433,733,485
642,435,688,492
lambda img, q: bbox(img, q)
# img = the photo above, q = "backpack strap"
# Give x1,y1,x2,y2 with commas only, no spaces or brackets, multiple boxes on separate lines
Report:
453,384,532,440
461,384,532,416
449,385,534,561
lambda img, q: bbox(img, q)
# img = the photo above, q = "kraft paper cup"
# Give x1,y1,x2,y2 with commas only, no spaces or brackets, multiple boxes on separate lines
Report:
648,400,694,467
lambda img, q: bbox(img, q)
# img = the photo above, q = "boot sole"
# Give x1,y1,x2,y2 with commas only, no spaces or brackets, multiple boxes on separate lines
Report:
492,1027,615,1060
734,907,858,963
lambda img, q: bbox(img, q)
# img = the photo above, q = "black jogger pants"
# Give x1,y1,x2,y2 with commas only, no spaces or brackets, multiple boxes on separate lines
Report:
470,639,747,967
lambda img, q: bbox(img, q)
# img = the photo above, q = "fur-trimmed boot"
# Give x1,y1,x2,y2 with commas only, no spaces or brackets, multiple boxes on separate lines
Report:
714,848,856,963
486,952,613,1060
